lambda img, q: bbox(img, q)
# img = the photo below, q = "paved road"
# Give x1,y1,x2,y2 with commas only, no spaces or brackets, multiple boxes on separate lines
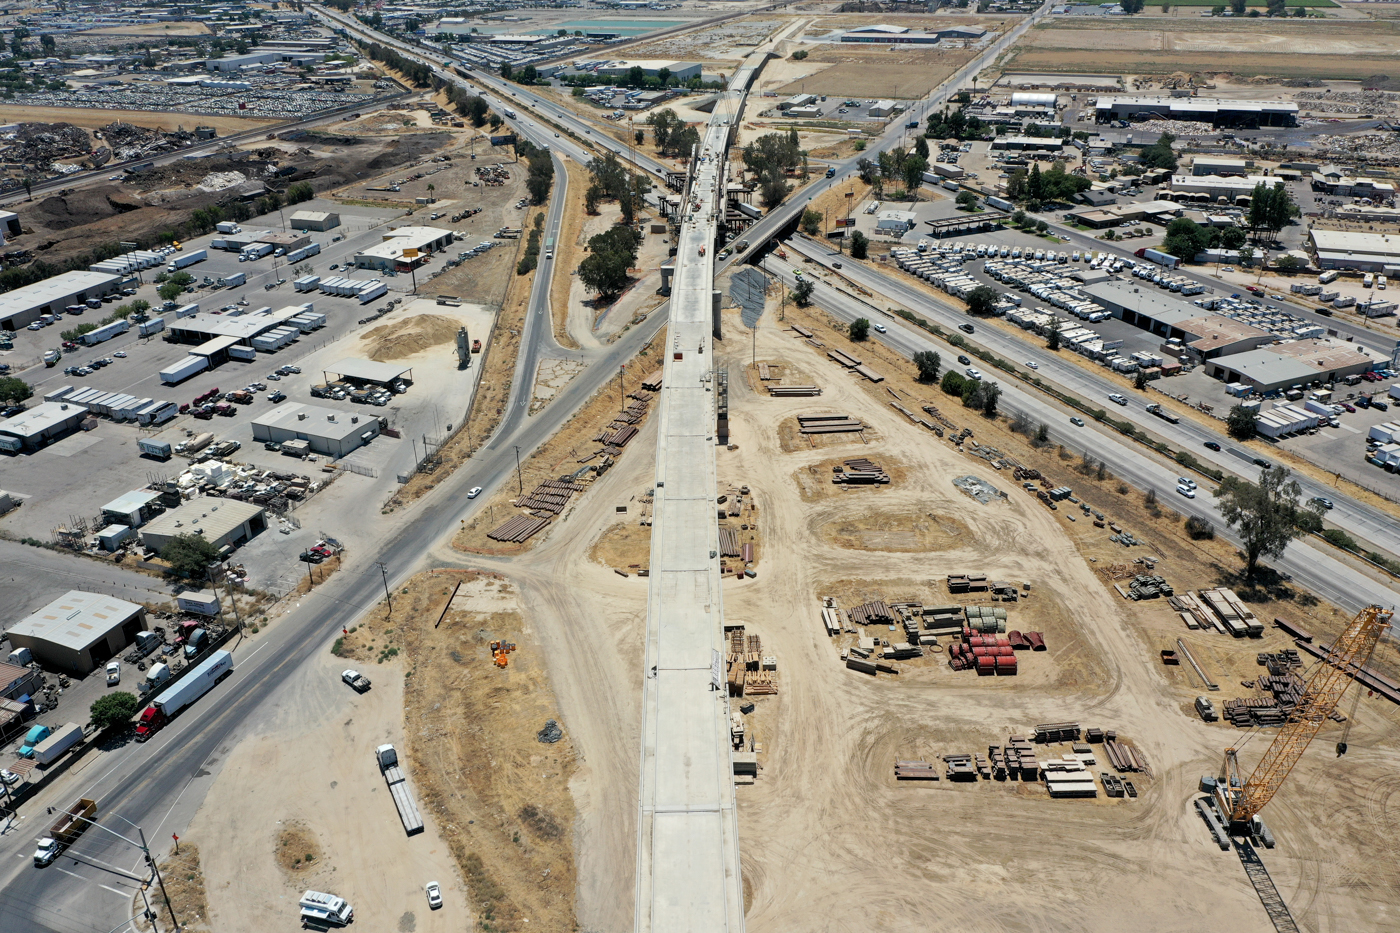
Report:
781,235,1400,562
760,256,1400,613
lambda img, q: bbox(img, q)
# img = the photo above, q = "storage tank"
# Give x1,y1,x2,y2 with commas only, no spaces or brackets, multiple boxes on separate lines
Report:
1011,92,1057,108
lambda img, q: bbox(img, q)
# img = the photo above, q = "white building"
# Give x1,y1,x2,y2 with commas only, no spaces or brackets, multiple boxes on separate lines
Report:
0,271,121,330
1309,229,1400,274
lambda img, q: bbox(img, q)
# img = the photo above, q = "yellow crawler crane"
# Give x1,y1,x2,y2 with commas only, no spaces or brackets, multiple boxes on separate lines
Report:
1217,605,1393,834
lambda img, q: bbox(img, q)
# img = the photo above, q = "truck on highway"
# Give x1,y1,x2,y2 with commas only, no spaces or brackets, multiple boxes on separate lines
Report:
1145,402,1180,424
34,798,97,866
375,744,425,835
167,249,207,272
503,107,517,119
31,722,84,766
134,650,234,742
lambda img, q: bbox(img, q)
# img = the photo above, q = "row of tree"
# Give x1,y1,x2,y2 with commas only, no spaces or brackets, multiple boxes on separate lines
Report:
856,147,929,200
444,83,492,127
517,139,555,205
585,151,649,224
364,42,433,88
1004,161,1091,206
646,109,700,160
744,129,806,208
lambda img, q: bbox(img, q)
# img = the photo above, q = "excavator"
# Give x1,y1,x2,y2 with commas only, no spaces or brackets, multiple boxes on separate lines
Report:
1216,604,1393,836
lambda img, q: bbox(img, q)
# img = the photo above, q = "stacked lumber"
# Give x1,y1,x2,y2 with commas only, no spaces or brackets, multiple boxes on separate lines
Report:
946,572,989,593
1034,722,1082,743
852,364,884,383
942,754,978,782
894,759,939,781
768,385,821,397
726,660,745,696
487,515,550,543
757,363,775,381
798,413,866,434
514,479,586,514
745,670,777,695
640,370,663,391
848,600,893,625
827,349,861,368
790,324,814,338
833,457,889,485
1103,739,1152,776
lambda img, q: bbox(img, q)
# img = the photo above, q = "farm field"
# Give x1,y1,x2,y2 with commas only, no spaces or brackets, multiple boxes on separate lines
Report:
774,45,978,100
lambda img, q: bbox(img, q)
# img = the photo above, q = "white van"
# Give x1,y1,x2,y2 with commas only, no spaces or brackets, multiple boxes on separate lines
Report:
300,891,353,927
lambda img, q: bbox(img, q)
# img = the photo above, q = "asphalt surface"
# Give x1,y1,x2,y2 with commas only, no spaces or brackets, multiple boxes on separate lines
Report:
781,235,1400,562
760,252,1399,613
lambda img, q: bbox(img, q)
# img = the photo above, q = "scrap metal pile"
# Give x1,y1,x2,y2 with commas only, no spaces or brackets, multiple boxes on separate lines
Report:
0,122,93,169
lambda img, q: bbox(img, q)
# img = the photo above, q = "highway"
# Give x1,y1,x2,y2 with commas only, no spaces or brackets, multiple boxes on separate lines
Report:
759,252,1399,613
779,234,1400,563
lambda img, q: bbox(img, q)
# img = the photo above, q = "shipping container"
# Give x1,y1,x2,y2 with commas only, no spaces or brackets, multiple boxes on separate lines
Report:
228,344,257,361
138,438,173,460
138,317,167,337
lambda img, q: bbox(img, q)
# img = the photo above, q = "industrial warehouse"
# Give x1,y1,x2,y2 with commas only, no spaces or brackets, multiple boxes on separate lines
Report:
5,592,148,675
1093,96,1298,128
0,271,122,331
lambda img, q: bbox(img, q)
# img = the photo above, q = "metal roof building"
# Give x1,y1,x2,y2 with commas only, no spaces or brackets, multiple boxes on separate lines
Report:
289,210,340,231
1093,96,1298,127
139,498,268,556
1206,339,1377,391
0,271,122,331
251,402,382,458
5,592,148,674
323,358,412,386
1309,230,1400,274
0,401,89,451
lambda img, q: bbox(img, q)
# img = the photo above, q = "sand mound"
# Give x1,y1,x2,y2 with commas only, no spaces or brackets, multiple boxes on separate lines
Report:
362,314,461,361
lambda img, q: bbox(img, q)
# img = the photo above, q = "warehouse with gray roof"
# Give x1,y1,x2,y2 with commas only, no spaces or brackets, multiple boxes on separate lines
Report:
0,271,122,330
5,592,148,674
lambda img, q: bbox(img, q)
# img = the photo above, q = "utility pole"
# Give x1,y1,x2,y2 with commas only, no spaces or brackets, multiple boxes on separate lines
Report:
81,815,180,933
618,364,626,412
376,561,393,617
513,444,524,495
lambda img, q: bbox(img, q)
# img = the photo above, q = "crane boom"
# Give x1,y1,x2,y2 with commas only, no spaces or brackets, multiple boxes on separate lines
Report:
1218,605,1392,831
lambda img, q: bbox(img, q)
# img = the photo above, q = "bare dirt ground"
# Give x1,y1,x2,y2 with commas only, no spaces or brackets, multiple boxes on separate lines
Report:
185,653,469,933
710,299,1400,933
453,327,667,554
334,571,578,933
774,44,977,100
0,106,271,134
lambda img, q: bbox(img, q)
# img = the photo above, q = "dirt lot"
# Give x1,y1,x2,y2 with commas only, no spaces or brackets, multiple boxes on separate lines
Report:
774,44,978,100
706,297,1400,932
452,327,666,554
334,570,578,933
184,650,467,933
0,106,272,135
1009,19,1400,79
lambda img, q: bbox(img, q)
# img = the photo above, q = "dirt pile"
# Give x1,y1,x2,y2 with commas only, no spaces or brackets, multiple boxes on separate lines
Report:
364,132,454,171
362,314,461,361
31,189,143,230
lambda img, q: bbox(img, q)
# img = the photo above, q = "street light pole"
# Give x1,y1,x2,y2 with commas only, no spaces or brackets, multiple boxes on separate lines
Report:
376,561,393,617
77,814,181,933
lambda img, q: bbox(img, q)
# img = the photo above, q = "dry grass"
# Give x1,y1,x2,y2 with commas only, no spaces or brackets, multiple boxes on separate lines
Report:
452,328,667,555
550,161,592,350
0,106,274,134
286,554,343,600
817,509,970,553
137,844,210,933
774,46,976,99
1005,48,1400,80
336,571,577,933
588,519,653,573
274,820,324,876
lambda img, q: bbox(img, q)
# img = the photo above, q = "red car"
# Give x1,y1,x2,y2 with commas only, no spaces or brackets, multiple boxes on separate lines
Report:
1342,403,1356,413
1246,285,1264,295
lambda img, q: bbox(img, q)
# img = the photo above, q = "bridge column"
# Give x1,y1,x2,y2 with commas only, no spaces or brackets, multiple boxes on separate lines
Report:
712,289,723,340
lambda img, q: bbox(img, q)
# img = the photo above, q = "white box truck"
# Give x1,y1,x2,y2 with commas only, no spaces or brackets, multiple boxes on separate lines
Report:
219,272,246,288
159,355,209,385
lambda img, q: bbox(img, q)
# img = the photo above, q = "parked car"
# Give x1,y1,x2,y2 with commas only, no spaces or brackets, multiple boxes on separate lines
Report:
342,670,371,693
425,882,443,910
105,661,121,686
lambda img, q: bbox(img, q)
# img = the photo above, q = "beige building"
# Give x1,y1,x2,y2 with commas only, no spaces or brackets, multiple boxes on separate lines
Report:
5,592,147,674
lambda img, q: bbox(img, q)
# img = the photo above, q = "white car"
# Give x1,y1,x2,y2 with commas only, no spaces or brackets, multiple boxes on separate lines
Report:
965,368,982,381
1176,484,1196,499
1177,477,1197,490
467,486,483,499
426,881,443,910
113,350,126,358
1025,361,1038,370
105,661,121,686
872,322,886,333
0,769,19,785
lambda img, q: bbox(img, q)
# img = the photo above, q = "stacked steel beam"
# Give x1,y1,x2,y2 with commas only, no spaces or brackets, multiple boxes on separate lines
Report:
486,515,550,543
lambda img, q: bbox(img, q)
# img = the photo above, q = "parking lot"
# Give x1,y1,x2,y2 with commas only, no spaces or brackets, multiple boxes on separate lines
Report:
0,198,499,593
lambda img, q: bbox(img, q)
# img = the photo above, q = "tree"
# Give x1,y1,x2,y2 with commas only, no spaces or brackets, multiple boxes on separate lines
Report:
578,224,640,300
1266,0,1286,15
1011,209,1028,227
913,136,929,159
956,190,979,211
791,278,814,307
286,181,315,204
1120,0,1145,12
1162,216,1212,260
1134,369,1149,391
850,231,869,260
1247,181,1298,243
1275,254,1302,274
791,49,808,61
1214,466,1316,579
966,285,998,317
914,350,941,384
0,375,33,404
902,155,928,198
941,370,967,396
157,281,184,302
40,34,55,54
980,381,1001,416
1220,226,1247,250
160,532,221,577
849,318,870,341
90,692,141,732
635,129,644,146
1238,244,1255,268
1230,0,1247,12
1226,403,1257,440
800,209,822,236
1139,133,1178,172
1047,328,1061,351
